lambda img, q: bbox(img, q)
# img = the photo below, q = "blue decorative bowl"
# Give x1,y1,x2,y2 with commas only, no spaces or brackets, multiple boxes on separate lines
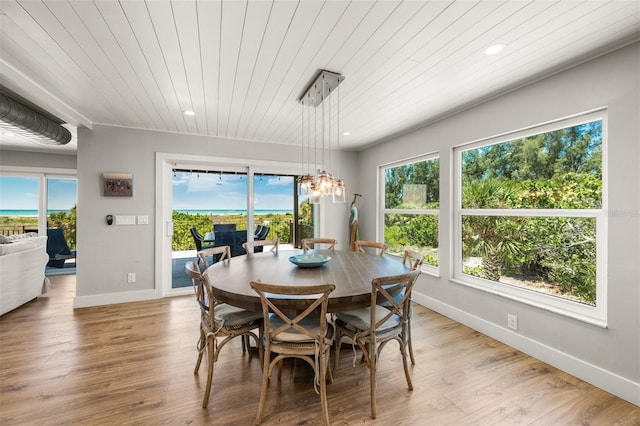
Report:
289,254,331,268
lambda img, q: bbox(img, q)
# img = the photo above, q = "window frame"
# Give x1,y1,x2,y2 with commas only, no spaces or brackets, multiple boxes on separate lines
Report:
379,153,440,276
0,166,77,236
452,110,608,327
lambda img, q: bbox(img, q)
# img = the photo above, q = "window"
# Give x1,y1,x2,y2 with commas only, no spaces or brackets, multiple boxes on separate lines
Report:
0,175,41,235
0,173,77,248
381,155,439,272
454,111,606,325
47,177,78,250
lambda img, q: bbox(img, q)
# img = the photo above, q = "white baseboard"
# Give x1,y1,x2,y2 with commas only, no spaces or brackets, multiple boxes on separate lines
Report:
73,289,158,309
412,291,640,406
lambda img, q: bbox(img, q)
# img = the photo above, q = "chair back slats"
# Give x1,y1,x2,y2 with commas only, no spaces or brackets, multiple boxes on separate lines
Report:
402,249,424,270
257,226,270,240
242,239,279,254
197,245,231,268
190,227,203,251
250,281,335,343
302,238,337,251
355,240,389,256
368,270,420,339
185,261,213,324
185,260,203,293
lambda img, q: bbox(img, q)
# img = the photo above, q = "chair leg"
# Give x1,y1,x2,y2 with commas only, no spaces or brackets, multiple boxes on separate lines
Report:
408,301,416,365
202,336,216,408
319,351,330,425
247,331,264,366
255,351,271,424
332,333,341,376
326,347,334,385
407,320,416,365
369,341,377,419
402,338,414,392
194,328,205,374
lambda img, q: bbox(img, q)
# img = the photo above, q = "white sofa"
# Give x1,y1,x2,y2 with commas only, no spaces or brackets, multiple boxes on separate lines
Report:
0,233,50,316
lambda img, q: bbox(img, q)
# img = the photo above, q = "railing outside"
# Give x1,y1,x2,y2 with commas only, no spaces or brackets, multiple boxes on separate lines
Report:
172,212,314,251
0,225,38,236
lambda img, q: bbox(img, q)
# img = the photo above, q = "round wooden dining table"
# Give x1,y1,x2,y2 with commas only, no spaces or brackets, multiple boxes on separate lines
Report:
205,249,411,313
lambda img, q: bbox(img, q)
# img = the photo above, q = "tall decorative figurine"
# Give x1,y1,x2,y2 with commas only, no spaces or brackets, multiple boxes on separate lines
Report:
349,193,361,251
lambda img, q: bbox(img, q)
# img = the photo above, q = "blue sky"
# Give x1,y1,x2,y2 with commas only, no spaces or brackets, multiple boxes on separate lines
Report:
0,173,292,212
172,172,294,211
0,176,77,210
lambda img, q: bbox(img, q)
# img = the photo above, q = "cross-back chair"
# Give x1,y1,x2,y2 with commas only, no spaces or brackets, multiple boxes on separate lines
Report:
402,249,424,271
333,270,421,419
355,240,389,256
197,245,231,269
185,261,263,408
400,249,424,364
242,239,279,254
250,281,336,425
301,237,337,251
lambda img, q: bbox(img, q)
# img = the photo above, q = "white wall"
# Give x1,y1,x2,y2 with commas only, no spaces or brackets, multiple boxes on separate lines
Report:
75,125,357,300
0,149,76,170
357,43,640,404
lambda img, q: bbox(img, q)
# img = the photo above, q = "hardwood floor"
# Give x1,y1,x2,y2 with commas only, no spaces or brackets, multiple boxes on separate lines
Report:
1,275,638,425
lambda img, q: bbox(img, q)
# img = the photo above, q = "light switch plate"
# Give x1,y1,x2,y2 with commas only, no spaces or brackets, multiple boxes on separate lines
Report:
137,215,149,225
115,215,136,225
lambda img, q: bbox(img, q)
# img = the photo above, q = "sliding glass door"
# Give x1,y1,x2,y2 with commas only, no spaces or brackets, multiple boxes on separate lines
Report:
158,154,322,296
47,177,78,251
171,169,248,289
0,175,41,235
0,174,77,243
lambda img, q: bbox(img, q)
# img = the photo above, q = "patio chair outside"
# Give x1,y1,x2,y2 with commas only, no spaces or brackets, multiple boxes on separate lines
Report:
46,228,76,268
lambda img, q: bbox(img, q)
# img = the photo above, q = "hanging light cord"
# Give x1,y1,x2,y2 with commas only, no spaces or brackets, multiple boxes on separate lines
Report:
336,81,340,179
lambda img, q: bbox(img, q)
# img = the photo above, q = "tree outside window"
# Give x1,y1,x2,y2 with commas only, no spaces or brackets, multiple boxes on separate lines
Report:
382,156,439,268
459,119,603,307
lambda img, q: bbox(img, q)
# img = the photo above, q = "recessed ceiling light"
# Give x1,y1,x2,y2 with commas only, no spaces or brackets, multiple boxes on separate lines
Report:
342,132,350,136
484,44,506,56
183,110,195,116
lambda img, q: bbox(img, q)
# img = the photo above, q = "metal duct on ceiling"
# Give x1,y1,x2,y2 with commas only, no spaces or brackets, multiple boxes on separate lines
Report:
0,92,72,145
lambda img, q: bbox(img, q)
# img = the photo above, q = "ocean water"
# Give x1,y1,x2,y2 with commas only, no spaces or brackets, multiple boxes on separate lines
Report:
0,209,70,217
0,209,293,217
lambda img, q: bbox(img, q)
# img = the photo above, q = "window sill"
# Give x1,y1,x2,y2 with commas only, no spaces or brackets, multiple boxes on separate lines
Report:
449,277,607,328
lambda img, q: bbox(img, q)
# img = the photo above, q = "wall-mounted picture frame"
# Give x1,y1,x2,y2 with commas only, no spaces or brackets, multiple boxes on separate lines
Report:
103,172,133,197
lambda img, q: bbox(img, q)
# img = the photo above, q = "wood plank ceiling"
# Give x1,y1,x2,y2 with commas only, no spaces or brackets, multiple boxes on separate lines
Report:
0,0,638,154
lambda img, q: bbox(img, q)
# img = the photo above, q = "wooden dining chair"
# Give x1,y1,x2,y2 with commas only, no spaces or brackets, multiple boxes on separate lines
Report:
402,249,424,271
250,280,336,425
401,249,424,364
197,245,231,268
355,240,389,256
185,261,263,408
301,237,337,251
242,239,279,254
333,270,420,419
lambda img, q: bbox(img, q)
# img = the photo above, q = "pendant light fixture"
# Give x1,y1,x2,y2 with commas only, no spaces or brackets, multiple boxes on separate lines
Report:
298,70,346,203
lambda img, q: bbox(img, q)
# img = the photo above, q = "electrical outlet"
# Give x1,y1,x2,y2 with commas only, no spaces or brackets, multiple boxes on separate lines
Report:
508,314,518,331
127,272,136,283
